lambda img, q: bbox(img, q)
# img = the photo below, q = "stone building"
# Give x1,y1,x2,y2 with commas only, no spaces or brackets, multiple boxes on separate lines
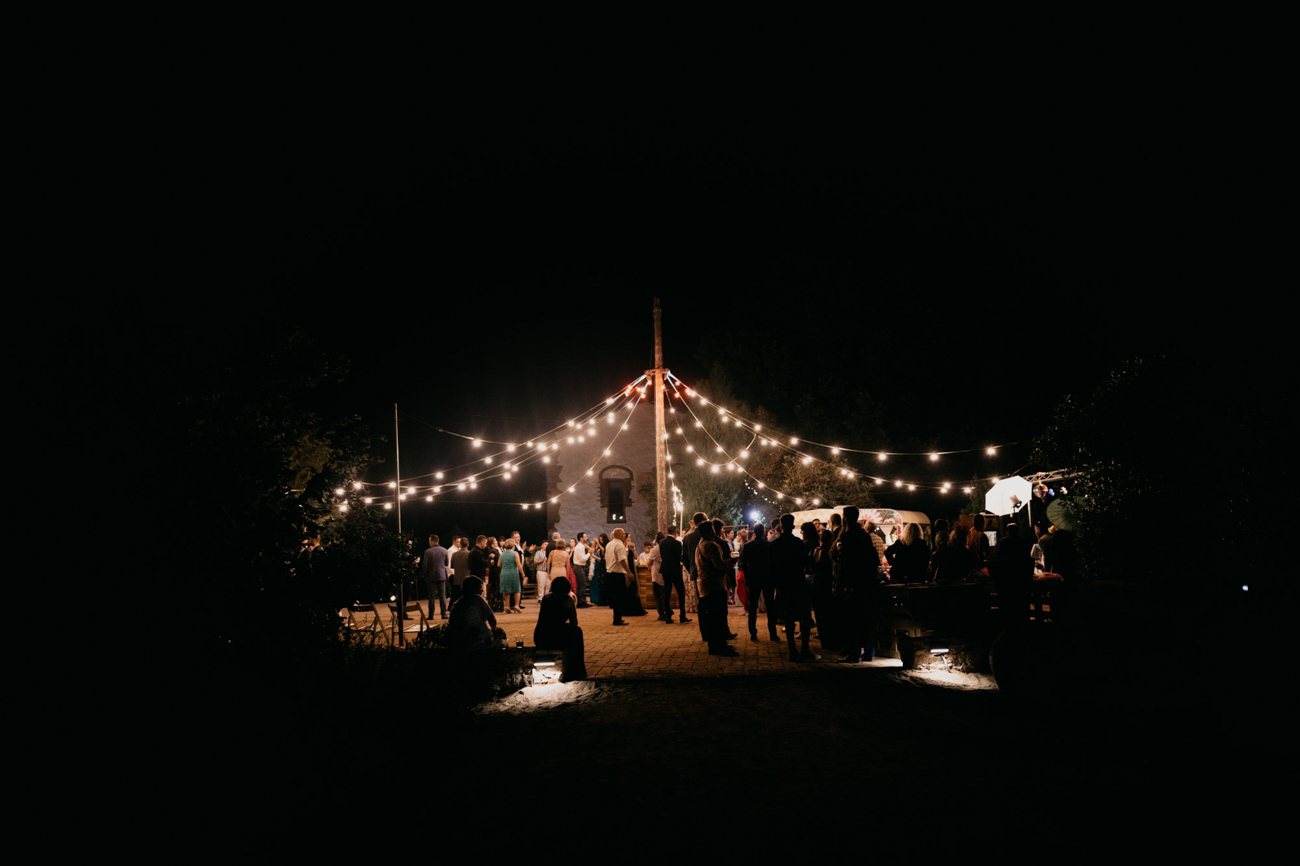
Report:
544,408,658,547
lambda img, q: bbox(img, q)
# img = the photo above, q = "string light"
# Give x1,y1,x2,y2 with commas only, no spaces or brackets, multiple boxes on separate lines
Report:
353,374,1021,511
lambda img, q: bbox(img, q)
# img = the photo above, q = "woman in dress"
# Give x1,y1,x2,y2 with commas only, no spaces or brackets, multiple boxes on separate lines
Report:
590,533,608,605
546,539,571,600
499,539,525,613
486,537,503,613
623,540,647,616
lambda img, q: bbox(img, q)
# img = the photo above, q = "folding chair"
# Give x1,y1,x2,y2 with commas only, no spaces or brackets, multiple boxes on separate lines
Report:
341,604,382,646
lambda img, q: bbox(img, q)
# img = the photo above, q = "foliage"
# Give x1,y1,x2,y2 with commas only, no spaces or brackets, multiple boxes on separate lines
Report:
964,476,993,516
314,505,411,612
155,327,399,655
645,375,876,532
1032,353,1289,591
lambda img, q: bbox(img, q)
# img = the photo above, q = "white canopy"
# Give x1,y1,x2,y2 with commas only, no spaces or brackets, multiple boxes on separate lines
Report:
985,476,1032,516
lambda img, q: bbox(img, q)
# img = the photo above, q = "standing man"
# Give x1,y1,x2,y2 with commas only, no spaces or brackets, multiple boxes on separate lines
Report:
659,525,688,624
682,512,707,639
469,535,491,581
740,520,776,641
571,532,591,607
770,515,817,662
448,537,470,605
420,534,450,619
604,528,632,626
834,506,875,664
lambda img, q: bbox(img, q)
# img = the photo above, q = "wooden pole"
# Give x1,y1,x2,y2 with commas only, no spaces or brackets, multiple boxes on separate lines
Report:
653,298,668,535
394,402,404,647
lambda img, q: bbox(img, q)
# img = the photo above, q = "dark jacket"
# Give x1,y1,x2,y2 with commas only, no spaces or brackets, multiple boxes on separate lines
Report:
659,535,683,580
682,528,702,580
834,524,876,594
740,534,771,589
767,533,806,595
420,544,449,581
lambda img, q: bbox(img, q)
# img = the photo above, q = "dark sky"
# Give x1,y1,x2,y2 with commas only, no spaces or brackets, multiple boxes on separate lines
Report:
127,106,1266,536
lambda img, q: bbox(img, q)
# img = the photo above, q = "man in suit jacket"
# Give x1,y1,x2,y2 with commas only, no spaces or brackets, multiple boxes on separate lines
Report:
658,525,688,624
739,521,775,641
449,538,471,606
682,511,708,637
420,534,450,619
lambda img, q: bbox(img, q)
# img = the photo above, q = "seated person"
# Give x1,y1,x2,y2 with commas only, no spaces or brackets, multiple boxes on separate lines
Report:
443,577,504,651
533,576,587,682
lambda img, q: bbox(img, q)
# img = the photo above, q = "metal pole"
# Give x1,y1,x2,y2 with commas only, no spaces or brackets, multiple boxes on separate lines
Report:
653,298,668,535
395,402,405,647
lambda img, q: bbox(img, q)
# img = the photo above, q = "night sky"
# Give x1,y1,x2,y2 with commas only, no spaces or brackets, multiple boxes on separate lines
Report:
119,106,1274,541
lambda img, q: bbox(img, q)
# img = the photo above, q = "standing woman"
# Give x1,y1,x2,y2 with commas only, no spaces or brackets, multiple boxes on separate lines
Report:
624,540,647,616
499,539,525,613
547,539,572,600
590,533,608,605
486,537,503,613
813,523,839,652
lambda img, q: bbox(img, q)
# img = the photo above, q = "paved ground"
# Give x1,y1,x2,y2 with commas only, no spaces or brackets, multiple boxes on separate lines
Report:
199,593,1277,853
500,596,901,679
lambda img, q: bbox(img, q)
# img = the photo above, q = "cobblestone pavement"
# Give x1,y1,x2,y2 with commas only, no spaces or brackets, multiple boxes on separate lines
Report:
495,597,902,680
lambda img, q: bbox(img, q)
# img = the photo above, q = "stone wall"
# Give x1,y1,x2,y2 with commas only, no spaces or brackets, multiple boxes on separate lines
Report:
546,411,658,546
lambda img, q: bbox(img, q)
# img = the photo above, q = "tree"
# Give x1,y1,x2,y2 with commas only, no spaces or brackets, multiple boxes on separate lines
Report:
1032,352,1290,592
644,375,877,534
149,326,400,656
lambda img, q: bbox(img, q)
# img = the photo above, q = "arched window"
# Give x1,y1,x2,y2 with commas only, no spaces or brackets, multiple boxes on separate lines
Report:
599,465,634,524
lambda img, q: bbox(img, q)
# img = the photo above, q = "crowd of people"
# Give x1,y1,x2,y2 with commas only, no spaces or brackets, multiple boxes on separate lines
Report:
408,498,1069,677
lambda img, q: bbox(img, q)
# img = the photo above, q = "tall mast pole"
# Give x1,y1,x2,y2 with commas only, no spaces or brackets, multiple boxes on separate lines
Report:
394,402,405,647
652,298,668,535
